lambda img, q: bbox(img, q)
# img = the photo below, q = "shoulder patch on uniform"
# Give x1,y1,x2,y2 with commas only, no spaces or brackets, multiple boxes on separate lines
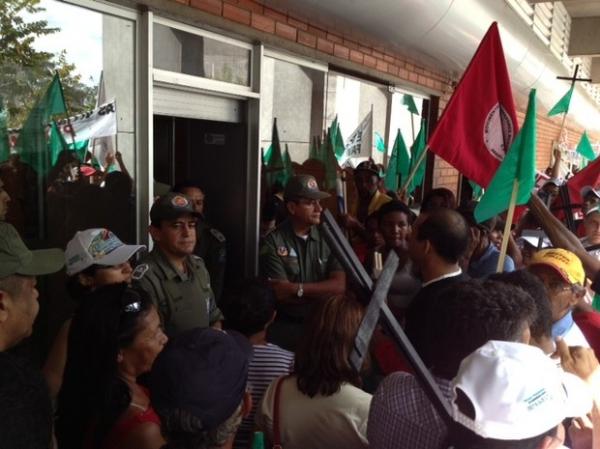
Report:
131,264,149,280
210,228,226,243
277,246,289,256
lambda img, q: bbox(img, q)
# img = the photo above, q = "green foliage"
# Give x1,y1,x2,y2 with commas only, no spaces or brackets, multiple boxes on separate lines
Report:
0,0,96,127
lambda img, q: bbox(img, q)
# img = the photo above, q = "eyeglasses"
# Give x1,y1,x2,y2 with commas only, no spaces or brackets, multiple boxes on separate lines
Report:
545,280,574,294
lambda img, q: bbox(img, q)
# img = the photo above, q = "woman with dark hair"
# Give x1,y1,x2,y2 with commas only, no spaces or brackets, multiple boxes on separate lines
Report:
56,283,168,449
420,187,456,213
43,228,144,399
256,295,371,449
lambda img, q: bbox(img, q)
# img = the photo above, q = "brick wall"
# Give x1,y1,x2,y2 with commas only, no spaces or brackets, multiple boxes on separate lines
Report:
169,0,597,196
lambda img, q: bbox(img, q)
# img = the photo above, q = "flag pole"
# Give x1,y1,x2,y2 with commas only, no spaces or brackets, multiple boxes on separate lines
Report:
399,145,428,196
496,179,519,273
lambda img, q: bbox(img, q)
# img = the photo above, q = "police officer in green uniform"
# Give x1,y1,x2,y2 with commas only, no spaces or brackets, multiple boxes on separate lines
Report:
260,175,346,351
172,182,227,304
135,192,223,337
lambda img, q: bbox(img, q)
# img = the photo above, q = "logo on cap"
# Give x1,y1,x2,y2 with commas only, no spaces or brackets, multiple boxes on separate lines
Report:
171,195,189,207
88,230,121,259
307,179,318,190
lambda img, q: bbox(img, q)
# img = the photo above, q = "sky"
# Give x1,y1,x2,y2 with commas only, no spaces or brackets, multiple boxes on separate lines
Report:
21,0,103,86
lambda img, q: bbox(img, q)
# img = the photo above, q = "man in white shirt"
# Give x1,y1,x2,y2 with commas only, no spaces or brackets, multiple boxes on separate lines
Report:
528,249,590,347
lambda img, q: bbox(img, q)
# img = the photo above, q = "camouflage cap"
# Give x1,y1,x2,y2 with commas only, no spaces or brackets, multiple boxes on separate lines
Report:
0,223,64,279
284,175,330,201
150,193,201,224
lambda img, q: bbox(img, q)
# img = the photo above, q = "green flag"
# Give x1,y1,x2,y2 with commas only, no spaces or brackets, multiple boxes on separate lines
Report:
263,145,273,166
475,89,537,223
374,132,386,153
330,118,345,160
323,128,339,190
266,118,285,188
17,73,68,176
403,94,419,115
469,180,484,201
576,131,596,162
384,129,410,192
408,120,427,193
49,122,90,166
282,144,293,185
49,121,69,166
548,85,574,117
0,98,9,164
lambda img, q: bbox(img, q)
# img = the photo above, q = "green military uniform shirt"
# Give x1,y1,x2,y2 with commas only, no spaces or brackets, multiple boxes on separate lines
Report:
260,220,343,320
135,247,223,337
194,220,226,304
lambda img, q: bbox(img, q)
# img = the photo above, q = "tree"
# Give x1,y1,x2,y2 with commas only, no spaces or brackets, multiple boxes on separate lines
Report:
0,0,96,127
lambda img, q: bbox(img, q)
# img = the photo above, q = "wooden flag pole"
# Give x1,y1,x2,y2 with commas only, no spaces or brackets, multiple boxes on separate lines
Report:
399,145,428,196
496,178,519,273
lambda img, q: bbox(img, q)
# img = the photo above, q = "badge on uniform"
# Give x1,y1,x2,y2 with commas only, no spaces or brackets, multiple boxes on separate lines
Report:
210,228,226,243
277,246,289,257
131,264,149,280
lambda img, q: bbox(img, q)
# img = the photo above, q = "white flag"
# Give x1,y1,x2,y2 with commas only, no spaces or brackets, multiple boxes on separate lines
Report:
90,71,116,169
340,110,373,167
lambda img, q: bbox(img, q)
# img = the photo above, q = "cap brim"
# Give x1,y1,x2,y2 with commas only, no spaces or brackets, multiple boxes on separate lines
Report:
17,248,65,276
94,244,146,267
303,191,331,200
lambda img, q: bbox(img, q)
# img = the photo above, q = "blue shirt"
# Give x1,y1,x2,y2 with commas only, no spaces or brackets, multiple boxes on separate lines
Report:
468,243,515,279
551,311,574,340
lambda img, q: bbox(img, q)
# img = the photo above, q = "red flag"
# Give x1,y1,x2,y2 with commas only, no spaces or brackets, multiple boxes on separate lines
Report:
567,156,600,205
427,22,518,188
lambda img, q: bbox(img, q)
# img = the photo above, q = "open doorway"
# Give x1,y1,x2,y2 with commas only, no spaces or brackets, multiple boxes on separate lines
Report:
153,115,248,282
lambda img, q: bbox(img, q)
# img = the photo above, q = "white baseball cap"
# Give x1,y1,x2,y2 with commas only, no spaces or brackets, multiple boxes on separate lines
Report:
516,230,551,249
65,229,145,276
452,340,592,440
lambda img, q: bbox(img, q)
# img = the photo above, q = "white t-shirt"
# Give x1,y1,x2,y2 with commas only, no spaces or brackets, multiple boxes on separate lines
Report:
256,375,371,449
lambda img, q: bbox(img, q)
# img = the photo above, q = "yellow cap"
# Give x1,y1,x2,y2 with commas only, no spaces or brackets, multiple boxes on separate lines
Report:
530,248,585,286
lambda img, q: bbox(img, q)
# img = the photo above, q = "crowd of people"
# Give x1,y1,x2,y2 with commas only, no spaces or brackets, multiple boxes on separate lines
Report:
1,155,600,449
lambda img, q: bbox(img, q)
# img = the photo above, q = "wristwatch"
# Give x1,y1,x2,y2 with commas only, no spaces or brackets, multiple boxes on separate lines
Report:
296,283,304,298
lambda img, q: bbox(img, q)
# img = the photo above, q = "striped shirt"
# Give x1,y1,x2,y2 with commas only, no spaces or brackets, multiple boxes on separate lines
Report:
234,343,294,449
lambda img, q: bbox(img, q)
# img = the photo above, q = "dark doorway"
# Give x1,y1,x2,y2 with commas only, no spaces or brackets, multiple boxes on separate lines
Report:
153,115,248,281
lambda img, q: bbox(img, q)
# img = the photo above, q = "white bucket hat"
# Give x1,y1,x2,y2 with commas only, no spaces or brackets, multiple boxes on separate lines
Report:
65,229,145,276
452,340,592,440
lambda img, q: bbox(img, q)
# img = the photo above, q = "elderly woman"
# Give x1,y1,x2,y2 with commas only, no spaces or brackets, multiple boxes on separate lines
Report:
56,284,168,449
256,295,371,449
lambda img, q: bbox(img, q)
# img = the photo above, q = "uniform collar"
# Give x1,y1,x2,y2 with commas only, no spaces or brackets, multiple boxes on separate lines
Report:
281,219,318,241
152,246,195,280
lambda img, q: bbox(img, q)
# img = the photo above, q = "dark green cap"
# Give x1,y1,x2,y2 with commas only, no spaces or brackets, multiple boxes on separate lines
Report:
0,223,64,279
284,175,330,201
150,193,201,224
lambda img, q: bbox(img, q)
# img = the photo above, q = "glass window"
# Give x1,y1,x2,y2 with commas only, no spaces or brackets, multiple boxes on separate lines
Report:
0,0,136,360
260,56,326,162
324,73,389,165
388,90,424,157
153,23,251,87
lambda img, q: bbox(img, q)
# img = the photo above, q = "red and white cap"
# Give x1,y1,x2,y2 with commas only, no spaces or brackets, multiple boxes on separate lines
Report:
65,228,145,276
452,340,592,440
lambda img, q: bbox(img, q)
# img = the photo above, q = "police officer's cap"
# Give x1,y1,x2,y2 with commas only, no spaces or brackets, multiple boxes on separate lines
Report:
284,175,331,201
150,192,201,223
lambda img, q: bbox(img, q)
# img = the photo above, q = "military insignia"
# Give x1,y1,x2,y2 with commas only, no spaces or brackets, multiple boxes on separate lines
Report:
307,179,318,189
210,228,226,243
171,195,189,207
131,264,149,280
277,246,289,256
